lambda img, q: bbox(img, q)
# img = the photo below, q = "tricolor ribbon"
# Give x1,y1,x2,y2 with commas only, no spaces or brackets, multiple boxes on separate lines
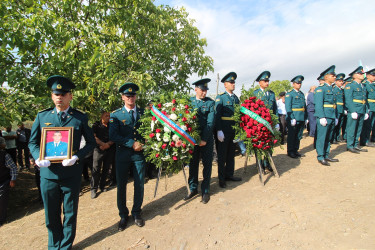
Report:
240,106,274,135
151,105,196,146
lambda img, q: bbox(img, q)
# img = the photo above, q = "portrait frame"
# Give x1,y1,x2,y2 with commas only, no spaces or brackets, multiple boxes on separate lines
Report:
39,127,74,163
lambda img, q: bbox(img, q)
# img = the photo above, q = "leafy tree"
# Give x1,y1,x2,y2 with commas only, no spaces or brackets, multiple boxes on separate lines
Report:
0,0,213,126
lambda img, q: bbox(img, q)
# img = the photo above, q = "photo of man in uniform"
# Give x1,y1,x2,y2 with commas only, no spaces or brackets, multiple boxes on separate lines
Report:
45,131,68,159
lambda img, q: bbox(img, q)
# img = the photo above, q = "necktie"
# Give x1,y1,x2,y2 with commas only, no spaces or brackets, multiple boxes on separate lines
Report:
59,112,66,123
129,110,135,124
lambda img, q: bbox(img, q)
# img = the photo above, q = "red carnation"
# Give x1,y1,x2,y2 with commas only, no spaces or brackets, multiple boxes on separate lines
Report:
193,115,196,120
173,156,178,161
185,105,189,109
188,150,193,154
182,143,186,148
187,127,192,132
172,107,176,112
182,117,187,122
273,139,278,144
162,144,167,149
170,141,175,147
172,99,176,104
157,103,162,108
156,153,160,158
155,129,161,133
152,116,156,121
185,110,189,114
149,133,155,138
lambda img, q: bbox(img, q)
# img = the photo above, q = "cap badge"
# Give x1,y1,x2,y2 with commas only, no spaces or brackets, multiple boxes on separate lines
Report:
57,84,62,89
129,88,132,92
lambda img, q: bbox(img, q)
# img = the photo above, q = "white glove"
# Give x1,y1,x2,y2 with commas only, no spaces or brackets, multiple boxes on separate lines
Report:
365,113,369,120
291,119,296,126
351,112,358,120
62,155,79,167
275,124,280,131
335,118,338,126
35,158,51,168
217,130,225,142
305,120,308,126
320,118,327,127
344,110,348,115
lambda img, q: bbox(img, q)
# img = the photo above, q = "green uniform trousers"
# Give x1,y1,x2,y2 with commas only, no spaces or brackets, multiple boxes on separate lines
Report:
40,174,81,250
346,113,364,149
287,120,304,154
216,133,235,181
316,118,335,161
332,113,344,142
188,137,213,194
116,153,145,219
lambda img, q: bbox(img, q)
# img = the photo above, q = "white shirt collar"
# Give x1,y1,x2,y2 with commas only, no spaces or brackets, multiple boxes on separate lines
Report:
293,89,300,93
57,107,70,114
225,91,233,97
124,106,137,113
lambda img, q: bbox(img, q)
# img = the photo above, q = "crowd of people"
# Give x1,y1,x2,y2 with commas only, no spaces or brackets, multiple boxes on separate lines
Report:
1,65,374,249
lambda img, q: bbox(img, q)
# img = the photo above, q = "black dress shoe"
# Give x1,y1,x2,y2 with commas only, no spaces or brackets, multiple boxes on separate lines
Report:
354,147,368,152
91,190,97,199
133,215,145,227
288,153,298,158
318,159,330,166
183,190,198,200
295,152,305,157
201,193,210,204
225,176,242,181
347,148,360,154
118,216,129,231
219,180,226,188
325,157,339,162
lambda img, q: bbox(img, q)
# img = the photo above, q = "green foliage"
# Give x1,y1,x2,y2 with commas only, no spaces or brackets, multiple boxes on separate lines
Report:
0,0,213,125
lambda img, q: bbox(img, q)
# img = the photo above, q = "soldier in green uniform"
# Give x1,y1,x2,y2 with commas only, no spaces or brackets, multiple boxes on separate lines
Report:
285,75,307,158
184,78,215,203
29,76,96,249
215,72,242,188
314,66,339,166
344,66,369,153
253,71,277,170
360,68,375,147
342,77,353,142
109,83,146,231
331,73,346,143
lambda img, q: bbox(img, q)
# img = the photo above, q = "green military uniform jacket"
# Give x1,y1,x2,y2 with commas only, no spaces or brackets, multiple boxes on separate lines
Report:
285,89,307,121
254,88,277,115
344,80,368,114
314,83,337,119
364,80,375,112
333,85,345,114
109,106,145,161
190,96,215,142
29,107,96,179
215,92,239,135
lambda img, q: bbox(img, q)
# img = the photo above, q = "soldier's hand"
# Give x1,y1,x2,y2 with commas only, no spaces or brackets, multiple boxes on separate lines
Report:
62,155,78,167
351,112,358,120
319,118,327,127
217,131,225,142
275,124,280,131
199,140,207,146
344,110,348,115
36,158,51,168
133,141,142,151
9,180,16,188
291,119,296,126
365,113,369,120
335,118,338,126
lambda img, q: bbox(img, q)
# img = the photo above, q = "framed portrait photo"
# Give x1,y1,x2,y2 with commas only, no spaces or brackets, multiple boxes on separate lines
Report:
39,127,74,163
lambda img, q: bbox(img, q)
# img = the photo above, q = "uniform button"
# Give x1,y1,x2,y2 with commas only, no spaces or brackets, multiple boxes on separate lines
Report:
134,132,136,135
134,127,136,129
134,138,137,140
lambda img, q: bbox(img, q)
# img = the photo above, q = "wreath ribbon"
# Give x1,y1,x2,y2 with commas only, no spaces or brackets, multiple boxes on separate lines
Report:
151,105,196,146
240,106,275,135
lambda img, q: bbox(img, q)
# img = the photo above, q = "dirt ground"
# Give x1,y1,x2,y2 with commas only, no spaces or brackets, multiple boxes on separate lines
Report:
1,133,375,249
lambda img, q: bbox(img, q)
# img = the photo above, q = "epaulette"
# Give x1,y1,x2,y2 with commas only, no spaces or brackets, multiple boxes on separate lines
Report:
71,108,86,114
112,108,122,113
39,107,53,113
319,83,324,86
219,92,225,95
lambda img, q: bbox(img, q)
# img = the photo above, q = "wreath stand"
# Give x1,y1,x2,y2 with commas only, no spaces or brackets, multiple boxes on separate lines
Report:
243,151,279,185
153,164,190,198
